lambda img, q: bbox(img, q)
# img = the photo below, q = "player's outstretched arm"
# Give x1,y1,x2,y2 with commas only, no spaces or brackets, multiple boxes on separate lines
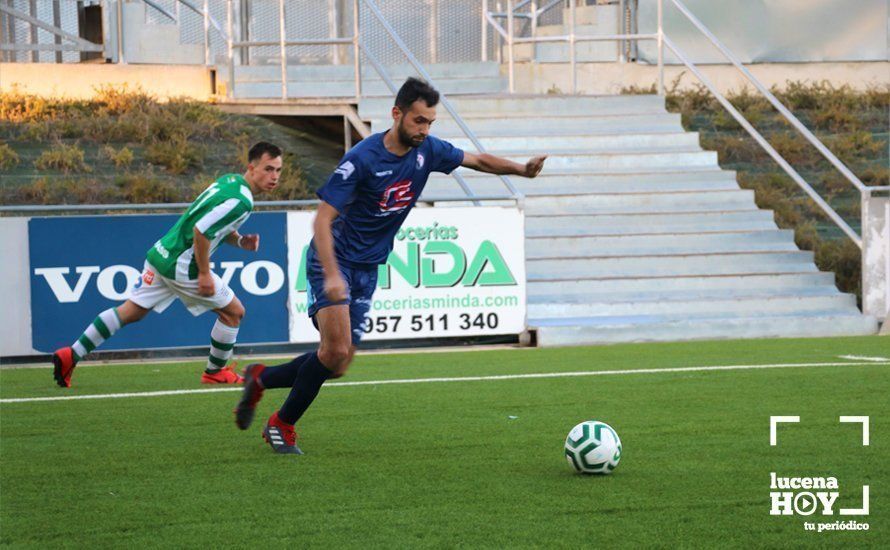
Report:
313,201,348,302
461,152,547,178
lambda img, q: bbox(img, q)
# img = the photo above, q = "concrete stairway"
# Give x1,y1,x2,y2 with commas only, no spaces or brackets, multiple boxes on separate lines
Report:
227,61,505,99
359,93,878,345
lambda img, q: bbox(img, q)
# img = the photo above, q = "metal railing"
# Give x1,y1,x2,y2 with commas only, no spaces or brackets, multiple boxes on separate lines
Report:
359,0,521,206
661,0,869,246
0,0,230,65
1,0,518,206
222,0,360,100
485,0,659,94
132,0,514,204
215,0,520,203
138,0,228,65
0,3,104,59
482,0,887,315
486,0,877,248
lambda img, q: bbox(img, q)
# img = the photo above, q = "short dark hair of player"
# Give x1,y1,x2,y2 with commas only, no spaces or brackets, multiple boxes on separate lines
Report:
248,142,283,163
394,77,440,112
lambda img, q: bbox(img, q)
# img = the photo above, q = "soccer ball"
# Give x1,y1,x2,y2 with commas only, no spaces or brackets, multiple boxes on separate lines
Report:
564,420,622,474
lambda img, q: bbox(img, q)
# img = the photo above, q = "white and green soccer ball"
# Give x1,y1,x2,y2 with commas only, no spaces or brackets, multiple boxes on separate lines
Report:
564,420,622,474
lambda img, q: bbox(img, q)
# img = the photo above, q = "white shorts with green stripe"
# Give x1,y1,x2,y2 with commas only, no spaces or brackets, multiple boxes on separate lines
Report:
129,260,235,316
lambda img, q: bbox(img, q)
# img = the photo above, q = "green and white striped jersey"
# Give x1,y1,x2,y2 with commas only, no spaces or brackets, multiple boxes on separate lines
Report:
146,173,253,281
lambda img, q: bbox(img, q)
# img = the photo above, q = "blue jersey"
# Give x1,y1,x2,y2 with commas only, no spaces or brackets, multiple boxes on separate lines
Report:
315,131,465,267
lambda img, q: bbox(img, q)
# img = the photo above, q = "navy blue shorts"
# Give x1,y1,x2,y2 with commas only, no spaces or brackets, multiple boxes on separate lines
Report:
306,246,378,345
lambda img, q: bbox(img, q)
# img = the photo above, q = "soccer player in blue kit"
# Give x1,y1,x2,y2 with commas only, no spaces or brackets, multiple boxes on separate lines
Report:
234,78,547,454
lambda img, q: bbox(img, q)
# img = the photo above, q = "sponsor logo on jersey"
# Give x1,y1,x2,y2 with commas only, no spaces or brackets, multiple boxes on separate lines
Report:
378,180,414,213
416,153,425,169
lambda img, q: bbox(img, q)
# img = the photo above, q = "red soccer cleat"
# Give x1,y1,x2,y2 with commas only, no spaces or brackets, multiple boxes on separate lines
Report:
262,411,303,455
52,347,77,388
234,363,266,430
201,364,244,384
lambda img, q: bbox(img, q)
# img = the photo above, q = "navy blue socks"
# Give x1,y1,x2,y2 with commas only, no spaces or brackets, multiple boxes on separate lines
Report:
275,352,333,425
258,352,313,389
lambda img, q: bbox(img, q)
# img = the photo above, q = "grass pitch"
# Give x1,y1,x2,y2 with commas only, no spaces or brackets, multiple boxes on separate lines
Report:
1,336,888,547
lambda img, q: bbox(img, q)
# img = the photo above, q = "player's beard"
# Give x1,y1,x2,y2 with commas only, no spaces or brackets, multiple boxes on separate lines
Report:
397,119,425,148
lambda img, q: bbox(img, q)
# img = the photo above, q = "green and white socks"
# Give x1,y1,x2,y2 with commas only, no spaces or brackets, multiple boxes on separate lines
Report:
71,308,122,362
207,320,239,373
69,309,238,370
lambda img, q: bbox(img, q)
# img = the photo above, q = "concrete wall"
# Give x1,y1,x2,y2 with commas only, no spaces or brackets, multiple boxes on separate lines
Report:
510,61,890,95
0,218,36,359
2,60,885,100
0,63,214,101
862,193,890,322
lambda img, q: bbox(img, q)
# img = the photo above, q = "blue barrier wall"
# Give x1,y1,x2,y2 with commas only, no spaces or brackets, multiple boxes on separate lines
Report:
29,213,289,353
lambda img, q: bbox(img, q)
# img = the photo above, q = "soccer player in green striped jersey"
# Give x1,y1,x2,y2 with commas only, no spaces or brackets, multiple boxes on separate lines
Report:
51,142,283,388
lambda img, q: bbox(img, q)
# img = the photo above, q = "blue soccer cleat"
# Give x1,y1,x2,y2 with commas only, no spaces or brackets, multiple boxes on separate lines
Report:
262,411,304,455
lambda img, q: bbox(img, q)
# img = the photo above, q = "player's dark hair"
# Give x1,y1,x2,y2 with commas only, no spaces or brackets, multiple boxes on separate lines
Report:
394,77,440,112
248,142,282,163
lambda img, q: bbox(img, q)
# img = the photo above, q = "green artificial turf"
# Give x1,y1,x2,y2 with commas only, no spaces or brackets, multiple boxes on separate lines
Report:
1,335,887,547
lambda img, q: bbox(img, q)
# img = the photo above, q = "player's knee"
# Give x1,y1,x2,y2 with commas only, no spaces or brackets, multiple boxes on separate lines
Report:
319,344,350,368
327,347,355,379
220,304,245,327
117,302,148,325
233,305,245,324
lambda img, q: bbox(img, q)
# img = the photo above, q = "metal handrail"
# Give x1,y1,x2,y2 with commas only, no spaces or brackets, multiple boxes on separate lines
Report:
175,0,226,38
668,0,866,194
360,0,523,205
491,0,576,23
488,0,871,247
662,35,860,246
486,0,659,93
222,0,360,100
358,43,397,94
664,0,870,247
232,39,353,48
0,4,104,55
141,0,176,23
135,0,229,65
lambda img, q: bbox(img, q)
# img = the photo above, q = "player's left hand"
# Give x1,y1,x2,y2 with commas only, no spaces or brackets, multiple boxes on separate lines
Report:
524,155,547,178
239,234,260,251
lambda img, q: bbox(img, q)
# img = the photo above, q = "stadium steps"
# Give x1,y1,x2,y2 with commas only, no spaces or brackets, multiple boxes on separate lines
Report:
525,211,780,235
421,113,686,135
528,293,858,319
526,272,841,299
427,172,742,196
356,78,877,345
526,230,799,258
532,312,877,345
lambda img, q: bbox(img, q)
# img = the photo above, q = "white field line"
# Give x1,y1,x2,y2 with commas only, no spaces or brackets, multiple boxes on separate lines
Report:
0,345,525,370
838,355,889,362
1,360,887,405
